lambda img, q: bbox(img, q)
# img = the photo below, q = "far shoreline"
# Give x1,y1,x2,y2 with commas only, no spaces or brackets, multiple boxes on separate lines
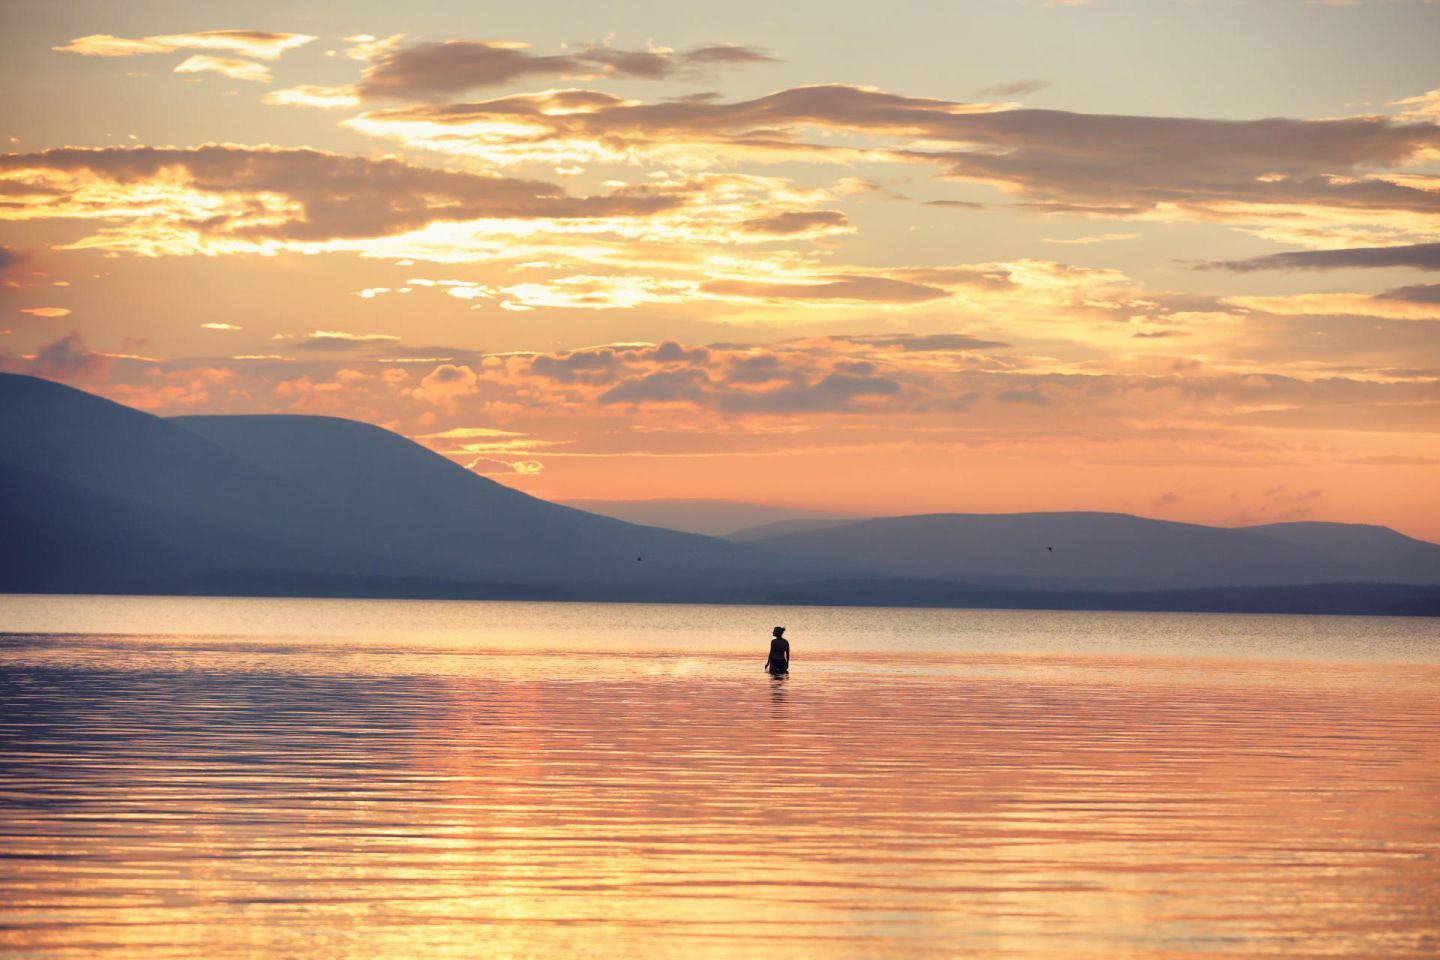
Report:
4,578,1437,619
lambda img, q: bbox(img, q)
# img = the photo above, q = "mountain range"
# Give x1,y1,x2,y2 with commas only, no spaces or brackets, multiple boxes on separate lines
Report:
0,373,812,597
3,373,1437,615
557,498,852,538
737,511,1440,591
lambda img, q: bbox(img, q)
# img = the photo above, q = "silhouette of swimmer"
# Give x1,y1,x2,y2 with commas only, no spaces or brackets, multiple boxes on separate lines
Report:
765,626,790,674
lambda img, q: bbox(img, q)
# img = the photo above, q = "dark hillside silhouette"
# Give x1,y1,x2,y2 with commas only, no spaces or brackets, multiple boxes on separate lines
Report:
173,413,812,586
0,374,817,593
2,374,1437,613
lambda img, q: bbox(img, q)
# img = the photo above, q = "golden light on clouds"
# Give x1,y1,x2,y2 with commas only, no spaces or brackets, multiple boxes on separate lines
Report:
1227,292,1440,321
262,85,361,109
4,8,1439,539
54,30,317,60
173,55,272,83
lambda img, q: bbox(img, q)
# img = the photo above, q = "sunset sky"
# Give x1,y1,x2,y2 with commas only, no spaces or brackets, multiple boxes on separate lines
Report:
2,0,1438,539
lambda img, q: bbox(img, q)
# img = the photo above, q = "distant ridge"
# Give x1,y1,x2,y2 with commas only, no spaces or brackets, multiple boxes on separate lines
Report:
727,517,858,541
2,373,1437,616
558,498,851,537
733,511,1440,591
1240,522,1440,584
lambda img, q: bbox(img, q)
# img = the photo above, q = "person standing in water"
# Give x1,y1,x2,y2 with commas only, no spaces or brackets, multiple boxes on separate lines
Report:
766,626,790,674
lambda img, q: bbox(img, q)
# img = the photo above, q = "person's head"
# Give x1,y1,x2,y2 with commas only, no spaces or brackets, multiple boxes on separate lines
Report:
773,626,785,638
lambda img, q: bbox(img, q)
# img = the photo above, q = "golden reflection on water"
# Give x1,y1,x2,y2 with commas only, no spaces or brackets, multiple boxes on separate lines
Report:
0,598,1438,958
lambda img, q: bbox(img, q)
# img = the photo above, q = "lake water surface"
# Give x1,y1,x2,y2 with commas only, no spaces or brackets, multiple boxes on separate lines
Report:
2,596,1438,958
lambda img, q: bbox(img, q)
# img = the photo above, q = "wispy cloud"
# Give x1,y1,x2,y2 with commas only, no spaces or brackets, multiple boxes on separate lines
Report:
343,83,1440,247
291,330,402,350
54,30,315,60
0,145,684,253
1042,232,1137,245
356,38,775,100
1196,243,1440,273
1226,291,1440,320
262,85,361,109
974,79,1051,98
173,55,271,83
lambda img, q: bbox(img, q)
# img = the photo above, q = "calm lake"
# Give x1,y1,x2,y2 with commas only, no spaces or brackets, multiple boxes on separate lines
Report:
2,595,1438,958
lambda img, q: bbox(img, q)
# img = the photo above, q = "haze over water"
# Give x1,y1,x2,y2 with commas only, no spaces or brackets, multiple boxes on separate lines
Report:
2,596,1438,958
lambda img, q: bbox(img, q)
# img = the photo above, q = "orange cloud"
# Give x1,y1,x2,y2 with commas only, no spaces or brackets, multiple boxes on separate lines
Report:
0,145,684,255
344,83,1440,246
14,21,1440,544
106,366,239,410
39,333,1435,478
262,85,361,109
1227,292,1440,320
699,275,947,303
173,55,271,83
0,332,109,381
411,363,479,410
54,30,316,60
293,330,402,348
1197,242,1440,273
1393,88,1440,123
371,254,1141,320
22,331,1433,538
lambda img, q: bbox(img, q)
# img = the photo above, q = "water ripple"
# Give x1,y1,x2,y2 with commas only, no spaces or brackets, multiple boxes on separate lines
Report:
1,598,1437,958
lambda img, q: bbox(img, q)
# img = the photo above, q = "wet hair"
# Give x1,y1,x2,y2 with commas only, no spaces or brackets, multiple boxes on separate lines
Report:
773,626,785,636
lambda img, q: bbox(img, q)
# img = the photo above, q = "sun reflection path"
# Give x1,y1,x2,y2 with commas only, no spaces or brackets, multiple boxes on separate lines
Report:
0,608,1438,959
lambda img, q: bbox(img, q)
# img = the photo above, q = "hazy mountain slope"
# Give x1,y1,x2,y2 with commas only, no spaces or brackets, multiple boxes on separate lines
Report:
0,374,810,593
727,517,865,542
169,415,804,586
742,511,1398,590
1,373,290,534
0,375,453,580
5,374,1435,607
557,498,852,537
1241,522,1440,585
0,456,407,592
0,375,463,586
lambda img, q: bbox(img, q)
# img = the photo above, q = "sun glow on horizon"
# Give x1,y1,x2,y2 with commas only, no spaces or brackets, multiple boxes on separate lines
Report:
2,0,1437,539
